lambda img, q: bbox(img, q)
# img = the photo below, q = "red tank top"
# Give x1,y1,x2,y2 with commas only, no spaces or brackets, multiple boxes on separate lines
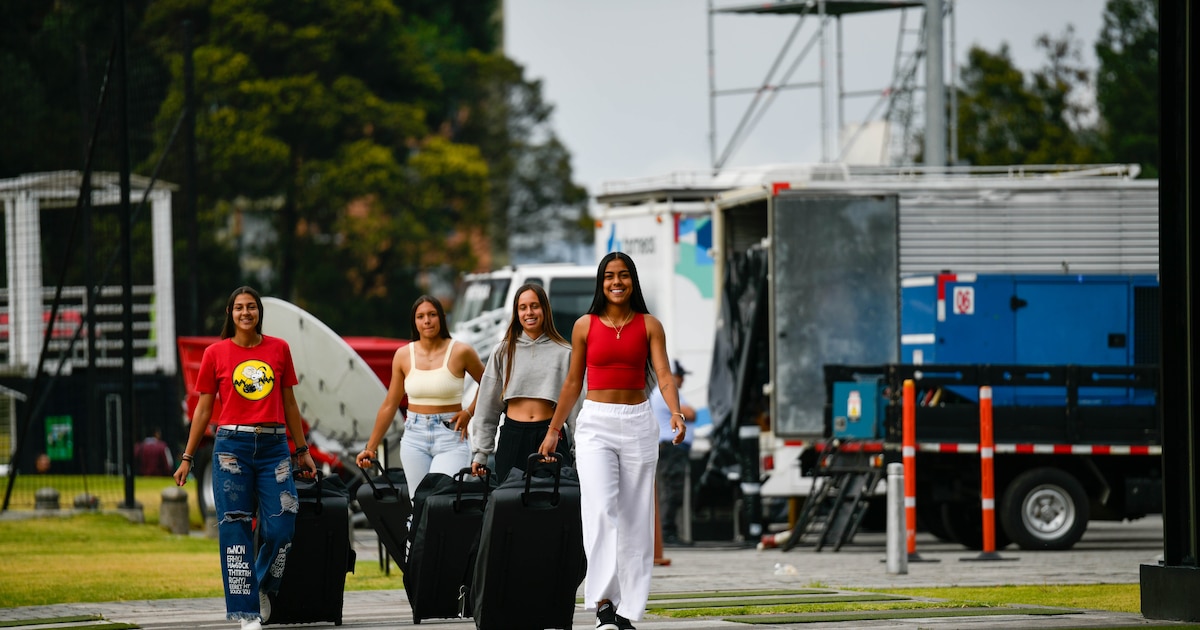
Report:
586,313,648,390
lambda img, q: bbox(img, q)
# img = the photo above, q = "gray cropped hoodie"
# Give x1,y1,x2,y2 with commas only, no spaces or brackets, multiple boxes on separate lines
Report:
469,331,578,467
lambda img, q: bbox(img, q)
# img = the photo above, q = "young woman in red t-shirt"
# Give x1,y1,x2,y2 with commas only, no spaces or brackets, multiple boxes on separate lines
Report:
540,252,686,630
174,286,315,630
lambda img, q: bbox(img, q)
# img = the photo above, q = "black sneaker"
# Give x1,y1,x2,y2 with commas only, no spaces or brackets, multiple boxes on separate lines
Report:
595,601,619,630
615,613,637,630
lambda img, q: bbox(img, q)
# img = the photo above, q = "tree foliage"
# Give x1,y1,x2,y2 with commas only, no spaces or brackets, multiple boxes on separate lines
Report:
953,0,1157,176
140,0,491,334
1095,0,1159,178
2,2,589,337
137,0,587,334
955,31,1098,167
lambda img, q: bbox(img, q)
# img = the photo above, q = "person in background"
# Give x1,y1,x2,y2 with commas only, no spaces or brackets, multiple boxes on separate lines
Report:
135,429,174,476
540,251,686,630
174,286,315,630
470,283,575,483
356,295,484,494
651,360,696,546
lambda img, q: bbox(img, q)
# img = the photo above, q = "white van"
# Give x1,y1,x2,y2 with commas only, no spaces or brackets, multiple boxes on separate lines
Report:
451,263,597,363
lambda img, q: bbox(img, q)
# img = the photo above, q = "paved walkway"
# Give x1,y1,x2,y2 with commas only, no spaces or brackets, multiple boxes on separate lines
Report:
1,516,1192,629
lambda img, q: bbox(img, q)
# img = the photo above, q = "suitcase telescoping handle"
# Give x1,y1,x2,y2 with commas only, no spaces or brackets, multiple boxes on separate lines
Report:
361,458,400,500
522,452,563,507
293,468,326,513
452,466,491,512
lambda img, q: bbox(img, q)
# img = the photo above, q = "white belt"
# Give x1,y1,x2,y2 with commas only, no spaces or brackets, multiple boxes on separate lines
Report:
220,424,286,435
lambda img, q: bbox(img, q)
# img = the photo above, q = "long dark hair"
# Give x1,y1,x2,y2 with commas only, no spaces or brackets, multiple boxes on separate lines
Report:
220,286,263,339
410,295,451,341
500,284,568,390
587,251,650,315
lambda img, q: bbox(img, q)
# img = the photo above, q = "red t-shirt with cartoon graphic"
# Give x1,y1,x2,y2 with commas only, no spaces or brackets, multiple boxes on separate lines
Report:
195,336,299,426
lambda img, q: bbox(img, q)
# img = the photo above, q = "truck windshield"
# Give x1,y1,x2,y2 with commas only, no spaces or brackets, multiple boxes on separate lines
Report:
546,277,595,336
452,278,511,326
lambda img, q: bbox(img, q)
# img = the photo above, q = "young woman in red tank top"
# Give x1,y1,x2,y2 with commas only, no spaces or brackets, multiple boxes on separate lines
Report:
540,252,686,630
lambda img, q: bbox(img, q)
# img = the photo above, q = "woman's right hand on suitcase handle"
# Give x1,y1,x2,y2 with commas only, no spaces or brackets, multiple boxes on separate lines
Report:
471,462,488,477
537,430,560,460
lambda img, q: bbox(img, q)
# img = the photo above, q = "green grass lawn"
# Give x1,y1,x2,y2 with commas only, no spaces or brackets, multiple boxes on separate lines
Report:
647,585,1143,618
0,511,404,608
2,474,204,526
857,584,1142,614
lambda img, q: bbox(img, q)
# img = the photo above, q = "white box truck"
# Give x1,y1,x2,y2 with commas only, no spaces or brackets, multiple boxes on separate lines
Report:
592,185,722,431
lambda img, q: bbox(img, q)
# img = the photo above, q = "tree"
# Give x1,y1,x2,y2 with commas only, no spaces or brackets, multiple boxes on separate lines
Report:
955,44,1044,166
137,1,591,333
142,0,495,334
7,2,592,337
1026,27,1102,165
955,30,1099,167
450,60,591,266
1095,0,1158,178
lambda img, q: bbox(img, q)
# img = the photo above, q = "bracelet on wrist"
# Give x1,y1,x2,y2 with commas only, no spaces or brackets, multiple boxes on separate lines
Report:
673,412,686,420
293,444,309,456
181,453,194,463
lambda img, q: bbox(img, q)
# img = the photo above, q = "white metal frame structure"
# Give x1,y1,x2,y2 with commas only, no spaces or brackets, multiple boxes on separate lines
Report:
707,0,957,171
0,171,177,377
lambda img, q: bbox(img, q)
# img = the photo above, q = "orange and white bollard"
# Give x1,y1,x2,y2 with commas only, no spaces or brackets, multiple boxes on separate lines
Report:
902,379,923,561
963,385,1012,562
980,386,997,554
966,386,1007,560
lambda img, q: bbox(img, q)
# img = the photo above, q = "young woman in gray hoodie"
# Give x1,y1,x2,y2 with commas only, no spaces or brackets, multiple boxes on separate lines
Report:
469,283,575,482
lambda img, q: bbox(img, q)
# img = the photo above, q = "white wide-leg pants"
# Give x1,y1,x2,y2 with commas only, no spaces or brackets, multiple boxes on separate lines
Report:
574,399,659,622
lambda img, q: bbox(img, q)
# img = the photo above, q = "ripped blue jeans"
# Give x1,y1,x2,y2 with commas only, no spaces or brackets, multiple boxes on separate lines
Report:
212,427,297,621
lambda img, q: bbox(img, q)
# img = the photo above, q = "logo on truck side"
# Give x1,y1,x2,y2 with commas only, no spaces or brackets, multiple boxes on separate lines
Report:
605,225,655,256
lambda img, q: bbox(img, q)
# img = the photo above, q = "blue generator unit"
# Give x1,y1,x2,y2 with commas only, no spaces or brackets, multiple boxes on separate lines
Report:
830,273,1160,440
900,273,1159,406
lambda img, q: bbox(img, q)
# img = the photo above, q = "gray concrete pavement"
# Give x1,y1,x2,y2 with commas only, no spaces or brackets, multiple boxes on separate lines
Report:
1,515,1191,629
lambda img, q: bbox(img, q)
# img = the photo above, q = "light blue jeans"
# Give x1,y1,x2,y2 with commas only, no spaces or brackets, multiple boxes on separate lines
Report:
400,411,471,495
212,427,298,621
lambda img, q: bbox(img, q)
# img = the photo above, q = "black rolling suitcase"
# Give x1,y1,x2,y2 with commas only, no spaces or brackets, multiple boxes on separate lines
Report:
264,471,356,626
404,467,492,624
471,453,585,630
355,460,411,566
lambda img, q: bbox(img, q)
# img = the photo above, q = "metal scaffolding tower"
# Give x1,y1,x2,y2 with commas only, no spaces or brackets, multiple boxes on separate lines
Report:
707,0,957,171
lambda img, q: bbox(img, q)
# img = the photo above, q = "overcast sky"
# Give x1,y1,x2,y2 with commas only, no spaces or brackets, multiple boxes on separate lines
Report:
504,1,1109,195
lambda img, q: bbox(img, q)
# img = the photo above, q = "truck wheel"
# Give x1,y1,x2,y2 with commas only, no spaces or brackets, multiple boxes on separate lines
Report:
1000,468,1089,550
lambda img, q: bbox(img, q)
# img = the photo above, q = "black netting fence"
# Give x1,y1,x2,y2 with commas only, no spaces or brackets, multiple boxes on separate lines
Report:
2,5,190,512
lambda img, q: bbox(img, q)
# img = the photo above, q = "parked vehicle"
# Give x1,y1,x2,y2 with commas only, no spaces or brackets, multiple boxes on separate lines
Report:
591,190,720,421
451,264,596,365
704,164,1160,548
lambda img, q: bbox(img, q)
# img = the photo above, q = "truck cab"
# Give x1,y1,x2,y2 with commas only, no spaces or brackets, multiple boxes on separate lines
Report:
451,264,597,364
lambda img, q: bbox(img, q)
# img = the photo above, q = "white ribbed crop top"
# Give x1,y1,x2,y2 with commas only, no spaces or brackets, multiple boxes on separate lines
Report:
405,339,463,406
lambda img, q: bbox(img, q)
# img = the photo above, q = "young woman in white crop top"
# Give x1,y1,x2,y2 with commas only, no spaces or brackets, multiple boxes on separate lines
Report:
356,295,484,495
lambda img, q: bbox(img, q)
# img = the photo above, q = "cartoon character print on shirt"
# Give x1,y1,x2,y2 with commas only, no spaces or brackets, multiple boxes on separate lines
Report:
233,359,275,401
